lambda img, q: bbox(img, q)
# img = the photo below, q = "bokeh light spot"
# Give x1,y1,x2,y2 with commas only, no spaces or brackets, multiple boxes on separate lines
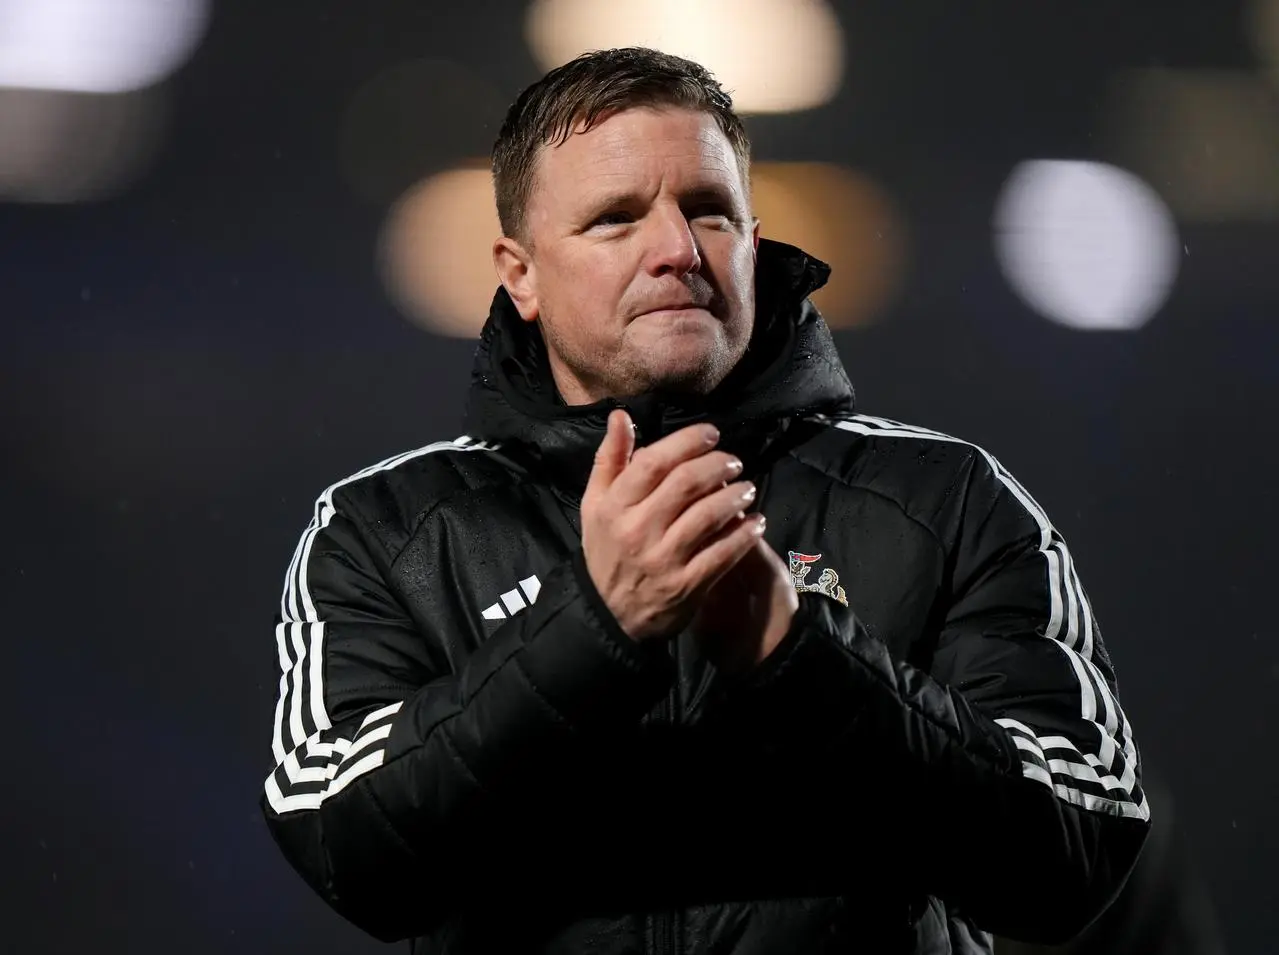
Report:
0,86,164,203
0,0,209,94
526,0,844,114
994,160,1180,331
379,166,501,339
751,163,907,329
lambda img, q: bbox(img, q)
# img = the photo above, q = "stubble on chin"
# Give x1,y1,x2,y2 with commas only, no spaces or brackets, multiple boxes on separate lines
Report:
627,321,750,397
542,302,752,402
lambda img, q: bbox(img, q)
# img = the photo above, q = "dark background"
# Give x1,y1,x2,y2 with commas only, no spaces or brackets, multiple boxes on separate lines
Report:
2,1,1274,952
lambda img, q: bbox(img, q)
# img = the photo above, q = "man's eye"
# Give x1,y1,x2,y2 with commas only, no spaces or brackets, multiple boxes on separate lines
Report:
592,212,632,227
690,205,732,221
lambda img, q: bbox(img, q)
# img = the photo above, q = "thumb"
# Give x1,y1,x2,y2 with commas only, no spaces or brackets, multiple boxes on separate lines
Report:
587,409,635,492
755,541,799,611
746,537,788,583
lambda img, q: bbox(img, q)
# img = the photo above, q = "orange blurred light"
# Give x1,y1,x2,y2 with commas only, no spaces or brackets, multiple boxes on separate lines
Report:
378,165,500,339
751,163,906,329
526,0,844,115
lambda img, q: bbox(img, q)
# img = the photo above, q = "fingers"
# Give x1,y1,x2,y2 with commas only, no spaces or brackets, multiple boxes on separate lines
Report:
638,449,743,531
610,422,722,506
662,480,757,559
684,512,768,594
585,409,635,497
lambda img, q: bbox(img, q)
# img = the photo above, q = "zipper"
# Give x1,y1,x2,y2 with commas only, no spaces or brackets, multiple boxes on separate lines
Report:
651,642,680,955
652,904,677,955
652,898,672,955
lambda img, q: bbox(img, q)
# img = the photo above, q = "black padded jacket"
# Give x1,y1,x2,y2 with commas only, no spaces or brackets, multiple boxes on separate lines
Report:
261,240,1150,954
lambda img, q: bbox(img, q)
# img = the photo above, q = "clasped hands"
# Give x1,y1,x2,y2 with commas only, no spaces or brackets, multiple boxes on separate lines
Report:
581,409,798,675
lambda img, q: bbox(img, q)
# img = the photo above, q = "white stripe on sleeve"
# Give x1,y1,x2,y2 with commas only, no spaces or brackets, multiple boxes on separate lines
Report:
817,414,1148,822
265,701,405,814
266,437,497,811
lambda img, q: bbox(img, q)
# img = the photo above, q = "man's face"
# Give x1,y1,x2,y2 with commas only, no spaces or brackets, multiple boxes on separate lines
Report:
495,107,759,405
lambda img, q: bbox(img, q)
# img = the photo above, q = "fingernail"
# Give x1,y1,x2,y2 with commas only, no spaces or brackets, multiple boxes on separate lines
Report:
703,425,720,445
726,457,743,474
754,514,767,534
740,482,756,503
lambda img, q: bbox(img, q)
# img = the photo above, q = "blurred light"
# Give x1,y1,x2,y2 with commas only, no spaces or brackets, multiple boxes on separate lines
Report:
751,163,906,328
526,0,843,114
1103,69,1279,222
1249,0,1279,85
0,87,164,203
379,166,501,338
339,59,507,207
993,160,1180,332
0,0,209,94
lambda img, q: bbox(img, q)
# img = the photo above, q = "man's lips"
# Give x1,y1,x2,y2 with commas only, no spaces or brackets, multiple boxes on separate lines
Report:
636,303,712,316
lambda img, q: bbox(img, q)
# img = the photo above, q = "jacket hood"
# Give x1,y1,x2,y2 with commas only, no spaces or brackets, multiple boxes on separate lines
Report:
463,238,856,497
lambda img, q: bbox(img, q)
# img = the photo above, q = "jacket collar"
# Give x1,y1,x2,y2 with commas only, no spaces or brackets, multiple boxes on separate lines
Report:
463,239,856,499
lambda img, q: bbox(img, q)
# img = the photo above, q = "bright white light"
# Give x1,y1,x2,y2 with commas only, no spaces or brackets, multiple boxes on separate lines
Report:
526,0,843,114
379,168,503,339
993,160,1180,331
0,0,210,94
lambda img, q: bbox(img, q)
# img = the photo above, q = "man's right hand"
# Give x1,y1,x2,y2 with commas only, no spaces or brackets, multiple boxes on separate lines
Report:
581,409,766,642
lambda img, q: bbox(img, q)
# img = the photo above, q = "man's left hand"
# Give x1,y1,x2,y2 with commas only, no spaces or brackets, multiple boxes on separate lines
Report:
692,537,798,676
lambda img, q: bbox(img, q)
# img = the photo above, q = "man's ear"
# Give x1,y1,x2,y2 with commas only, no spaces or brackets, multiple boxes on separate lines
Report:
493,235,539,322
751,217,761,257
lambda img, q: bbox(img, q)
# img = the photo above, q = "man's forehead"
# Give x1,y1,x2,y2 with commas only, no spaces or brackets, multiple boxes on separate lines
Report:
539,107,742,188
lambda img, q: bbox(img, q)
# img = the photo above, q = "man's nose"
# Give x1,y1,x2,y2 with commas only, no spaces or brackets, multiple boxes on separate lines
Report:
644,207,702,277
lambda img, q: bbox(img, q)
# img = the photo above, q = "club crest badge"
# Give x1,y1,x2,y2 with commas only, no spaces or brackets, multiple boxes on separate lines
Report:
787,551,849,607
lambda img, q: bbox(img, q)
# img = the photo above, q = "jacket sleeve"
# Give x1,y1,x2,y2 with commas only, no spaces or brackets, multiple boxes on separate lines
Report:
260,498,673,942
735,449,1150,945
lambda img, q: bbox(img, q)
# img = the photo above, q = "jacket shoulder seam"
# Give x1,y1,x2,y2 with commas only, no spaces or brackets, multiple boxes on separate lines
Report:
788,417,972,556
316,436,506,566
789,448,949,555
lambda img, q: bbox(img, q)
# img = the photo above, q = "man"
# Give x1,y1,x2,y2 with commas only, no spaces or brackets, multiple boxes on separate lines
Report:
262,48,1149,954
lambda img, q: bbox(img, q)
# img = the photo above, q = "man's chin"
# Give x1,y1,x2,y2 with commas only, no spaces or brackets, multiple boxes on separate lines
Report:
635,351,737,398
612,322,750,398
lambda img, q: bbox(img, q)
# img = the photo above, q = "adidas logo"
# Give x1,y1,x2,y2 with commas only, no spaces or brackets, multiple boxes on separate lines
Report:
481,576,542,620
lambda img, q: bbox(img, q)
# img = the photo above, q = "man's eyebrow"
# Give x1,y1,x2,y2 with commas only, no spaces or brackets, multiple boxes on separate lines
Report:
578,190,642,216
578,184,740,216
679,184,738,206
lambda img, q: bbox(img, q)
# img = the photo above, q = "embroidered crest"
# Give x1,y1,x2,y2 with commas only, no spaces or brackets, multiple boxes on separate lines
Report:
787,551,849,607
